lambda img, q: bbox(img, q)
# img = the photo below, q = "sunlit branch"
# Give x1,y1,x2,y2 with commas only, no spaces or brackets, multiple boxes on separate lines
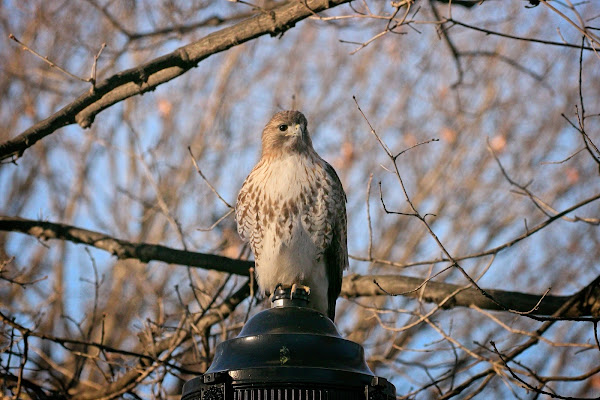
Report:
2,216,599,317
0,216,253,276
0,0,352,162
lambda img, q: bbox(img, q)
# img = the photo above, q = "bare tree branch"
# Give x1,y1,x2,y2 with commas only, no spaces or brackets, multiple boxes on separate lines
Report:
0,0,351,162
2,216,599,317
341,273,600,317
0,216,253,276
446,18,600,52
76,281,251,400
352,191,600,268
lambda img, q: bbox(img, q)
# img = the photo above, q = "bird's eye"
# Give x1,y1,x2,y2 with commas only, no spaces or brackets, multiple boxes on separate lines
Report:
278,124,288,132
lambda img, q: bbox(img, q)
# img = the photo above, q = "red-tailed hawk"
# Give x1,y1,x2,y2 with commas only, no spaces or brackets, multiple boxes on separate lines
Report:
236,110,348,320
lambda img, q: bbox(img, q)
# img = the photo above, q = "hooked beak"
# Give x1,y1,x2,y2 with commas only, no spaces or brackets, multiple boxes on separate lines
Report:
286,124,302,137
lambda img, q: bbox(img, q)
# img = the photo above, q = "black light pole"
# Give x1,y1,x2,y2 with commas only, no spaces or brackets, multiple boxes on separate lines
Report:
182,286,396,400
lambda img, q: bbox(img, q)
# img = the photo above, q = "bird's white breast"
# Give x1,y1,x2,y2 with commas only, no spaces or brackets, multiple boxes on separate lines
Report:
259,154,315,199
251,154,329,313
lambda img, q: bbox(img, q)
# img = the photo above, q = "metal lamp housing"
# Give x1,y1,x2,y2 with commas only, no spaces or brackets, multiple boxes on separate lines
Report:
182,287,396,399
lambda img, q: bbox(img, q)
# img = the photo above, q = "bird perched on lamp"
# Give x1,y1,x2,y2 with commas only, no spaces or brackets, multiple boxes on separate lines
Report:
236,110,348,320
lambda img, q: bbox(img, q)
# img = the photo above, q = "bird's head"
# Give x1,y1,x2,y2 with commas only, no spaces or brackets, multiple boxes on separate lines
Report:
261,110,313,157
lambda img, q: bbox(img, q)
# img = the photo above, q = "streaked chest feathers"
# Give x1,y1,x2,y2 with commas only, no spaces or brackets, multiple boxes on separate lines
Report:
236,153,339,261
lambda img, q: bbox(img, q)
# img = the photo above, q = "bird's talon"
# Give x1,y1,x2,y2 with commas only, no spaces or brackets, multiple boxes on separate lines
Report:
290,283,311,299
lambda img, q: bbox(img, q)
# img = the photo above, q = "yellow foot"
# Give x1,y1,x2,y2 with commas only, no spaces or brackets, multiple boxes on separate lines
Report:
290,283,311,299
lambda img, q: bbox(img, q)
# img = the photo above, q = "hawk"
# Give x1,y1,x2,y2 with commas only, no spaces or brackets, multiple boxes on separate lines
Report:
236,110,348,320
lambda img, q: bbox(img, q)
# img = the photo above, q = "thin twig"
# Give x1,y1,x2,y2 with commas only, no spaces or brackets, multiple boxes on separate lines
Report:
9,34,90,83
578,36,586,129
490,341,594,399
373,264,454,296
540,0,600,60
89,43,106,91
594,322,600,352
353,96,393,157
355,95,600,323
488,138,552,218
352,191,600,268
366,173,374,260
431,1,463,87
446,18,600,51
394,138,439,160
188,147,233,209
196,209,235,232
378,181,416,217
14,333,28,400
540,147,585,165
